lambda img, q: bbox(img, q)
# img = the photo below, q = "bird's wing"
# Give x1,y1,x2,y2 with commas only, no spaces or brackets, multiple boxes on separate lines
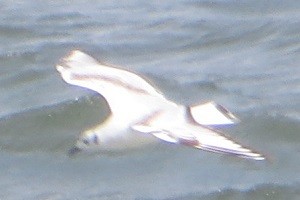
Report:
56,50,167,118
56,50,163,98
132,111,264,160
188,101,239,127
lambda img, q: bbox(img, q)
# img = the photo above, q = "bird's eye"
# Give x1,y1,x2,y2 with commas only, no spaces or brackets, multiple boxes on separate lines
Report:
93,135,99,144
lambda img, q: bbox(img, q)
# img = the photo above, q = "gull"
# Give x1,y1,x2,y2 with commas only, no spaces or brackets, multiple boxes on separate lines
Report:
56,50,265,160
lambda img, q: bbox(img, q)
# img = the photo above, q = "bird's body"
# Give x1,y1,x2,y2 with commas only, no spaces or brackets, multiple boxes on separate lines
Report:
56,50,265,160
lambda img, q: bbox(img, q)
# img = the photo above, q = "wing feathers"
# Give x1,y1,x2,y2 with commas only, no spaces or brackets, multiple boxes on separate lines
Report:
132,111,265,160
198,144,264,160
56,50,163,98
192,128,265,160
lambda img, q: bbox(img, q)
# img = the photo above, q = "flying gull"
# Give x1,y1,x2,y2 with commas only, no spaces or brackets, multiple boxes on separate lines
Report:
56,50,265,160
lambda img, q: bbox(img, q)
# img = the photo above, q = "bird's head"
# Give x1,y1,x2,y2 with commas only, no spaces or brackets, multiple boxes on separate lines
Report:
68,130,100,156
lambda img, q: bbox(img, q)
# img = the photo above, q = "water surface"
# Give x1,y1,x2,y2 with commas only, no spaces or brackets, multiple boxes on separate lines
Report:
0,1,300,199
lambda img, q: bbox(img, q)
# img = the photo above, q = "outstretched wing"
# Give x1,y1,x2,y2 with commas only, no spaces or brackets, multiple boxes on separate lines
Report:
56,50,166,117
132,111,264,160
56,50,164,99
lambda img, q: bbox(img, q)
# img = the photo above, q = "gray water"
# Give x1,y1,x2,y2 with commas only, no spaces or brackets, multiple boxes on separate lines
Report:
1,1,300,199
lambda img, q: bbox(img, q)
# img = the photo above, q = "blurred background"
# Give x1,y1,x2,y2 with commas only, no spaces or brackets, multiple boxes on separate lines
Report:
0,0,299,199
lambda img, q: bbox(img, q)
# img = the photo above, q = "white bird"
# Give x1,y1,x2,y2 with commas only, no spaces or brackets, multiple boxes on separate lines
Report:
56,50,265,160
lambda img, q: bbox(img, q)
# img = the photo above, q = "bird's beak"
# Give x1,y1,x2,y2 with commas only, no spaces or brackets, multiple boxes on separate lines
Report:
68,146,82,157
